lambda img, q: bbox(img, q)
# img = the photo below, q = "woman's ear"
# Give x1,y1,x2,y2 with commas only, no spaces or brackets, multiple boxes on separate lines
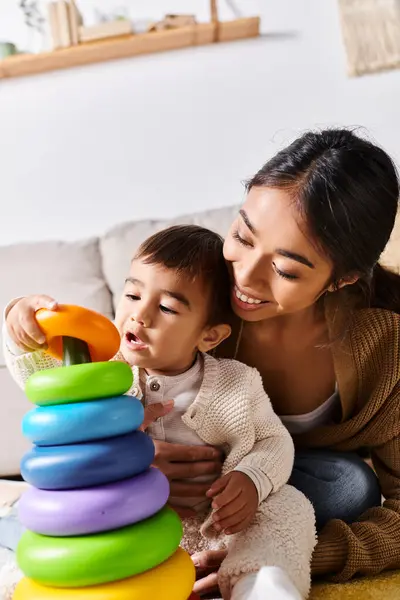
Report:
198,324,232,353
327,273,360,292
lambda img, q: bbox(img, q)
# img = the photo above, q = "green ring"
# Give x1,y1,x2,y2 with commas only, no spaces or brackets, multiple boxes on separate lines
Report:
25,362,133,406
17,506,182,587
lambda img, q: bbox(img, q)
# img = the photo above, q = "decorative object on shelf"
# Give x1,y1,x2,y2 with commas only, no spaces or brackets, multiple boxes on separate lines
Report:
0,0,261,80
17,0,46,54
78,20,132,44
18,1,45,36
48,1,81,48
48,1,132,49
338,0,400,76
148,15,197,33
0,42,18,59
94,7,130,24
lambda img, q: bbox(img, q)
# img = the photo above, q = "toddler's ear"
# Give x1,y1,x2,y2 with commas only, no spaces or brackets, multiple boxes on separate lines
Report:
198,324,231,353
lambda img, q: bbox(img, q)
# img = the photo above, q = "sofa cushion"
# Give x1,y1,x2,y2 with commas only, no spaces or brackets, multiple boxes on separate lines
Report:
0,238,113,367
0,368,32,475
100,205,240,309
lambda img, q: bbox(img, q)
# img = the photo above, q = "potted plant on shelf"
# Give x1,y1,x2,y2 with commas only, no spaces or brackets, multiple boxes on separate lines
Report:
18,0,46,52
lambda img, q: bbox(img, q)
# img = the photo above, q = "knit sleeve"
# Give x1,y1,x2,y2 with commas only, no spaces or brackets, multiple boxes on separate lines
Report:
234,368,295,502
312,433,400,580
2,320,61,390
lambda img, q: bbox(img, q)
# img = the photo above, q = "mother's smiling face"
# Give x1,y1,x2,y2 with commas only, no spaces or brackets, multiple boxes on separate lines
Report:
223,186,334,322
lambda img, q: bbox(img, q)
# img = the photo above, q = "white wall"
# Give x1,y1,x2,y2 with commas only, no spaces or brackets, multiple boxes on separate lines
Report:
1,0,400,245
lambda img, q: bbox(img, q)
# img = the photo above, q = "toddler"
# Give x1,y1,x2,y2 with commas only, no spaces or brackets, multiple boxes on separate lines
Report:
3,225,316,600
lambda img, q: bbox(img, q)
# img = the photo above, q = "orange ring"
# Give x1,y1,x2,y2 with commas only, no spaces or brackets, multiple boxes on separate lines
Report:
36,305,120,363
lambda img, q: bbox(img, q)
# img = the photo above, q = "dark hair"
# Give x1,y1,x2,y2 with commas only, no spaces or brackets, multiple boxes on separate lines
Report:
247,129,400,312
134,225,232,325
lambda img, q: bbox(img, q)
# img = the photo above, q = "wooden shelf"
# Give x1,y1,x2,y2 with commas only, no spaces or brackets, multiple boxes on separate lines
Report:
0,17,260,80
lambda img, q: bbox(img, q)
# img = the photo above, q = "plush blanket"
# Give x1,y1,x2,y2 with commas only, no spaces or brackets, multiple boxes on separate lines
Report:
0,548,21,600
311,571,400,600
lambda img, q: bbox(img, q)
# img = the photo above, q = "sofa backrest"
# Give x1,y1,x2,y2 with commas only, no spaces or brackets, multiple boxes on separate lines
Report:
1,204,399,369
100,205,240,311
0,238,113,367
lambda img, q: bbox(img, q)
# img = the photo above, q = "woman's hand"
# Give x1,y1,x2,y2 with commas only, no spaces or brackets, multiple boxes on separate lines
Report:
142,402,223,492
152,439,223,497
191,549,227,596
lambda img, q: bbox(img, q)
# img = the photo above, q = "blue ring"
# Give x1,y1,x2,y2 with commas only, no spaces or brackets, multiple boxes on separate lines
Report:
21,431,154,490
22,397,144,446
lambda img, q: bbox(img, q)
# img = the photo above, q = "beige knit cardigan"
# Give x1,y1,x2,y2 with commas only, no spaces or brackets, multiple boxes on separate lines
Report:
217,298,400,583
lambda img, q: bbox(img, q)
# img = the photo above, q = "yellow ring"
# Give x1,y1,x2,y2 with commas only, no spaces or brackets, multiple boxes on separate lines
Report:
13,548,195,600
36,305,120,362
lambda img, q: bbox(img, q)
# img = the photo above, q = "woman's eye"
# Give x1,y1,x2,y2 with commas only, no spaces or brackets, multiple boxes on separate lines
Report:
126,294,140,300
160,305,178,315
232,229,253,248
273,263,298,281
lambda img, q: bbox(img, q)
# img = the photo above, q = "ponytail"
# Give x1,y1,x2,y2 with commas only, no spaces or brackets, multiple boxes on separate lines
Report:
370,263,400,314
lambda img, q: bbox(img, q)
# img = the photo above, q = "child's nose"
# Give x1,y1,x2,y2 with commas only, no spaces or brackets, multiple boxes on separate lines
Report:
130,309,150,328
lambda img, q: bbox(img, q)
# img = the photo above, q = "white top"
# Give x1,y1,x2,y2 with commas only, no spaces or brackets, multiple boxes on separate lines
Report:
141,357,211,511
280,389,340,434
143,357,204,446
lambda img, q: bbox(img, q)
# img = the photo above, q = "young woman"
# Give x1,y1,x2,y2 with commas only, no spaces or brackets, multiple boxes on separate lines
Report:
151,128,400,595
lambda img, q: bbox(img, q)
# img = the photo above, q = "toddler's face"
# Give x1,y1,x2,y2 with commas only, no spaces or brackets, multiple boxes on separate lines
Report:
115,259,223,375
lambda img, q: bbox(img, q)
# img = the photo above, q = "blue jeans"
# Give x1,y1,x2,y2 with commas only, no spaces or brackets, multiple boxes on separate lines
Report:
289,450,382,531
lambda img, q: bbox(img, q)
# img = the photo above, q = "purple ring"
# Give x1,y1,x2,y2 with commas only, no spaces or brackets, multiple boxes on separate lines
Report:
18,467,169,536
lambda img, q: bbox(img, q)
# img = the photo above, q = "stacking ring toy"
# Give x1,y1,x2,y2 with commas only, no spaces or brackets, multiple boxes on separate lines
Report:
25,361,133,406
18,468,170,536
22,396,144,446
16,303,194,600
13,548,195,600
17,506,182,587
21,430,154,490
35,305,120,362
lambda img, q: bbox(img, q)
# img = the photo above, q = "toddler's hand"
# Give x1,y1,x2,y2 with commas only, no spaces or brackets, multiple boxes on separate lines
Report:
206,471,258,535
6,295,58,352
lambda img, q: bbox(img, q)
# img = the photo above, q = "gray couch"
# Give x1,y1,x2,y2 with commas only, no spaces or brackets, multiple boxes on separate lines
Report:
1,204,399,476
0,205,239,476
